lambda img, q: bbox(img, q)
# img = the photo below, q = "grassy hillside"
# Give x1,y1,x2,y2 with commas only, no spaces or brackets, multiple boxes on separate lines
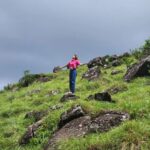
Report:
0,55,150,150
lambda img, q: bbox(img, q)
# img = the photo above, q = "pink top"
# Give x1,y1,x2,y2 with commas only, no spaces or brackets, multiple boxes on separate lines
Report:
67,59,80,69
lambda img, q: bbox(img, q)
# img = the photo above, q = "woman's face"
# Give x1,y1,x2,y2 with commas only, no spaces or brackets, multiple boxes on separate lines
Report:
72,55,76,59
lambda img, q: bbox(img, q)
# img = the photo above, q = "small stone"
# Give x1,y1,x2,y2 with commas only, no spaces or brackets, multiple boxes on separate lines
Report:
60,93,80,102
95,92,112,102
111,70,123,75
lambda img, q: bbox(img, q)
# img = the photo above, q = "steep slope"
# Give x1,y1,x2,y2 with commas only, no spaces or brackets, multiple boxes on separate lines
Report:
0,55,150,150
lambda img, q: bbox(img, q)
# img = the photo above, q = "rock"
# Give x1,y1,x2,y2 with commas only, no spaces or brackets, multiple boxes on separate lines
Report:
108,55,118,62
46,90,60,97
25,110,47,122
19,119,43,145
95,92,112,102
44,116,91,150
87,95,95,100
58,105,86,128
89,111,130,133
45,110,130,150
87,55,123,69
124,55,150,81
111,70,123,75
111,59,121,67
87,92,112,102
49,104,63,111
82,66,101,81
87,57,104,68
53,66,62,73
60,93,80,102
106,85,128,95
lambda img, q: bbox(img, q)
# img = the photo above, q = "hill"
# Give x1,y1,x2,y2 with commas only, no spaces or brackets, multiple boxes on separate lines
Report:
0,42,150,150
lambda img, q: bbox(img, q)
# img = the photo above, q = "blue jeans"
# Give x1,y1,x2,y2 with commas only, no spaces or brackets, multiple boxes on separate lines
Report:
69,69,77,93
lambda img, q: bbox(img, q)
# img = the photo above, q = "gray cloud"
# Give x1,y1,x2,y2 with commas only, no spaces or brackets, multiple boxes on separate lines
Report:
0,0,150,89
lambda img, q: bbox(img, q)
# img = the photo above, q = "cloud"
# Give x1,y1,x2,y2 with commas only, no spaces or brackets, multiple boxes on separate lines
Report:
0,0,150,89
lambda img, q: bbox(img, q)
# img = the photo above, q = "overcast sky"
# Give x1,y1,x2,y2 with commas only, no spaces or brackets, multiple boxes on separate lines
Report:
0,0,150,89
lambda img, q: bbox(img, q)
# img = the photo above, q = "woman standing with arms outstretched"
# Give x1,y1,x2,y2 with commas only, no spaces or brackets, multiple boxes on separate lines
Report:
67,54,80,94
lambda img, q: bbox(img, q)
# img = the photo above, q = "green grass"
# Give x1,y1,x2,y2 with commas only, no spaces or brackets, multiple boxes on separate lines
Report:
0,56,150,150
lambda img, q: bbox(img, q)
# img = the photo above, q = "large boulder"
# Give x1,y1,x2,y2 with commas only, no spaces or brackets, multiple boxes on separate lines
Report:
44,116,91,150
58,105,86,128
60,93,80,102
82,66,101,81
44,109,130,150
124,55,150,81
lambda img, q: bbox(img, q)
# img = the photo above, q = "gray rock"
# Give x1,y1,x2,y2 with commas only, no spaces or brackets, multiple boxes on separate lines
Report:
46,90,60,97
89,111,130,133
53,66,62,73
111,70,123,75
60,93,80,102
58,105,86,128
44,116,91,150
95,92,112,102
124,55,150,81
45,109,130,150
87,92,112,102
82,66,101,81
49,104,63,111
87,57,105,68
111,59,121,67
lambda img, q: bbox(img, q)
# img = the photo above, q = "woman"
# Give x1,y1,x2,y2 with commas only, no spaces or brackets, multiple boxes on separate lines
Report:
67,54,80,94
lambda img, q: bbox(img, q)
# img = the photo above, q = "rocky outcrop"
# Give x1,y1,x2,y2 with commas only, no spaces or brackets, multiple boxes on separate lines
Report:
82,66,101,81
58,105,86,128
60,93,80,102
87,57,106,68
44,107,130,150
87,55,123,69
124,55,150,81
87,92,112,102
44,116,91,150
